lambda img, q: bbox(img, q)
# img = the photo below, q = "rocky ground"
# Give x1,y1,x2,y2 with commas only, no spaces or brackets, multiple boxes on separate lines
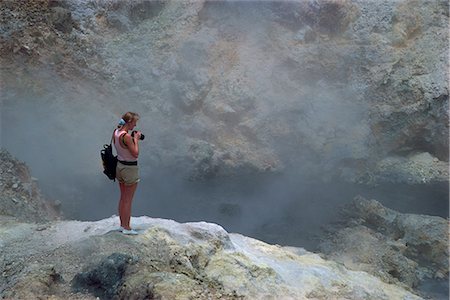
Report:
0,215,426,300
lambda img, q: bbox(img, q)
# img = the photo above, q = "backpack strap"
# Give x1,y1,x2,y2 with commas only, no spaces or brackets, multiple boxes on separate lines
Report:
112,129,129,148
120,132,127,147
110,130,115,146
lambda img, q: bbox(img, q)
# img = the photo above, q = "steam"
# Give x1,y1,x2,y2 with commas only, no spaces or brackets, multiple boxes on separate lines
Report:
1,0,447,252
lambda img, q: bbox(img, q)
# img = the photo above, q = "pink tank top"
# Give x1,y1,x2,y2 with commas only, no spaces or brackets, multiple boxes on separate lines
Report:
114,129,137,162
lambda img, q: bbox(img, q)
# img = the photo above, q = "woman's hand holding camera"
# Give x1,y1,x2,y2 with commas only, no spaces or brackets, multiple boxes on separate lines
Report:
131,131,145,141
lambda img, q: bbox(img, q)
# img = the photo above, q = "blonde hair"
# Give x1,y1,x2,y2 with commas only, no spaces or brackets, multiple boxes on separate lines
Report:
122,112,140,123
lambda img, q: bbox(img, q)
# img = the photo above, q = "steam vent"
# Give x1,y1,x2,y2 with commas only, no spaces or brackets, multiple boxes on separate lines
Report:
1,0,448,299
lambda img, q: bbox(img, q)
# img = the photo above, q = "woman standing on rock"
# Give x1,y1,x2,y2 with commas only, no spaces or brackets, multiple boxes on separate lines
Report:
114,112,142,235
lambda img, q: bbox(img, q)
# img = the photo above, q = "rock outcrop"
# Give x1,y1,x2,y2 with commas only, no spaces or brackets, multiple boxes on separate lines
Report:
0,149,61,222
319,196,449,292
342,151,449,185
1,215,424,299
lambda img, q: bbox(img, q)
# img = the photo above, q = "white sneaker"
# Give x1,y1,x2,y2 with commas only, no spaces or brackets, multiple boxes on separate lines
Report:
122,228,138,235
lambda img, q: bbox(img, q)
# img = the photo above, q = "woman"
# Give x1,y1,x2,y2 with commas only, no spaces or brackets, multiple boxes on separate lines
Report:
114,112,142,235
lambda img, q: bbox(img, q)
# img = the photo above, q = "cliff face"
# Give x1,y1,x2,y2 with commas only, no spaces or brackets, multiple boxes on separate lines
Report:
0,150,61,222
1,0,448,183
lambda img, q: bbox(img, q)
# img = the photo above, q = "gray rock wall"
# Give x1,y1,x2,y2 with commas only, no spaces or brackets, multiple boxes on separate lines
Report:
1,0,448,183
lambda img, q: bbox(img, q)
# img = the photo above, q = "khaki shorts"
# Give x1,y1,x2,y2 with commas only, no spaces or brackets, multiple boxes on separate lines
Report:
116,162,140,185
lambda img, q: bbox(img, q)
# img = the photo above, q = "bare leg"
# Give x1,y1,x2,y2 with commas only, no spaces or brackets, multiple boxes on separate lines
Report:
118,182,126,227
121,182,138,230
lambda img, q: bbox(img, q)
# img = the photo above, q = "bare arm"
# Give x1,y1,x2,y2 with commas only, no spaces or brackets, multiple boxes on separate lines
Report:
123,132,140,158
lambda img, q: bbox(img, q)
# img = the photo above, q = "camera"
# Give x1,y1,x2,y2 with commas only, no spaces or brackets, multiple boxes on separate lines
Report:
131,131,145,140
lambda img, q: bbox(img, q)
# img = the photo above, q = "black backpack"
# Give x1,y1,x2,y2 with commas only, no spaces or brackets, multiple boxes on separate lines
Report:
101,132,118,181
